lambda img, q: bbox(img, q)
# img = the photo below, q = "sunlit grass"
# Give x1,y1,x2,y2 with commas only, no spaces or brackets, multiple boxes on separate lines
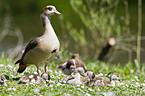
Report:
0,52,145,95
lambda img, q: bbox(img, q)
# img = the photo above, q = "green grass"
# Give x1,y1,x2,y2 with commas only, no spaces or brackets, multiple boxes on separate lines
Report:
0,52,145,96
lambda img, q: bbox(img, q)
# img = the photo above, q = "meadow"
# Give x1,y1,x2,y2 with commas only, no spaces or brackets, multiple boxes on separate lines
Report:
0,52,145,96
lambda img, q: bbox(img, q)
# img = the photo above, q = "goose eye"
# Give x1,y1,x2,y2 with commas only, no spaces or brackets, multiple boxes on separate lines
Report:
47,7,52,11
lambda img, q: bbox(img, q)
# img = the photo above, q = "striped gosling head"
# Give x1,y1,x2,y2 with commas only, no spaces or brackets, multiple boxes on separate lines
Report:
0,75,6,86
86,70,96,80
110,73,122,81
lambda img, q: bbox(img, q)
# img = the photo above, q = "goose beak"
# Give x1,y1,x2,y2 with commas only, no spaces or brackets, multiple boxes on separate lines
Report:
54,10,61,14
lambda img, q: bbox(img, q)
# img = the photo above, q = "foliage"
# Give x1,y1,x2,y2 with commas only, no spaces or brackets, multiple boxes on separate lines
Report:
62,0,136,62
0,52,145,95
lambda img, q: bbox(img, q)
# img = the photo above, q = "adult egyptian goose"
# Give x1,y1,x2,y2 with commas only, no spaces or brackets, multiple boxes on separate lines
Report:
15,5,61,74
18,73,50,84
58,58,87,76
86,72,121,86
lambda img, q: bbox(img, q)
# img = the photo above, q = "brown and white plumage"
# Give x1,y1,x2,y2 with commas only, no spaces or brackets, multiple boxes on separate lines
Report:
18,73,50,84
85,72,122,86
0,75,6,86
58,58,87,76
62,71,82,85
15,5,61,74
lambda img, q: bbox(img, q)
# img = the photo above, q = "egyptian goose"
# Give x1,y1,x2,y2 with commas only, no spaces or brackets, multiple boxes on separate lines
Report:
0,75,6,86
86,72,121,86
15,5,61,74
58,58,87,76
18,73,50,84
82,70,96,86
62,71,82,85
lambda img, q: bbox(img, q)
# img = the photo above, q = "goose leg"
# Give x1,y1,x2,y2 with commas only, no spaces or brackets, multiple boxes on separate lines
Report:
44,61,50,72
37,66,41,75
45,64,48,72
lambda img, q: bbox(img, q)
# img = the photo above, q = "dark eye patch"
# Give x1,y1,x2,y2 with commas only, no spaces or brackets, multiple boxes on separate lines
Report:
47,7,52,11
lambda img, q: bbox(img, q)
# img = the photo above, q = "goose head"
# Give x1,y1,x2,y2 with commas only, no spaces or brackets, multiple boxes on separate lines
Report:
86,70,96,80
41,5,61,16
41,73,51,82
0,75,6,86
110,73,122,81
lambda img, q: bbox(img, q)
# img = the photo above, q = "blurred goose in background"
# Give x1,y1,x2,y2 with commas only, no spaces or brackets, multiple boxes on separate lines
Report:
86,72,122,86
0,75,6,86
18,73,50,84
62,71,82,85
70,53,80,59
15,5,61,74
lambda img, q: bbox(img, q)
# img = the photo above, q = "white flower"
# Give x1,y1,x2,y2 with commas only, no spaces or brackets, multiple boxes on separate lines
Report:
135,76,138,78
34,72,38,75
12,88,16,91
88,88,94,91
135,82,139,85
85,93,91,96
48,70,53,73
97,73,103,77
141,83,145,86
131,79,135,82
131,70,134,73
55,70,58,74
59,71,62,73
125,84,129,87
143,89,145,92
57,83,62,86
7,88,12,91
49,84,53,87
7,65,13,68
97,88,101,91
0,64,4,67
81,86,84,88
64,93,70,96
118,82,125,86
33,88,40,94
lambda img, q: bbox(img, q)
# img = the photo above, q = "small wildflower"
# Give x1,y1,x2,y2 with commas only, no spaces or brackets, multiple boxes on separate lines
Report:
49,84,53,87
64,93,70,96
55,70,58,74
97,88,101,91
57,83,62,86
81,85,84,88
141,83,145,86
59,71,62,73
97,73,103,77
85,93,91,96
48,70,53,73
12,87,16,91
0,64,4,67
125,84,129,87
7,88,12,91
7,65,13,68
131,70,134,73
135,82,139,85
33,88,40,94
88,88,94,91
131,79,135,82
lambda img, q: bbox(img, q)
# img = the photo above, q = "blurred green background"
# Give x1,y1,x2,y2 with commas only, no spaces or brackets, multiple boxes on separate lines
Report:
0,0,144,64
